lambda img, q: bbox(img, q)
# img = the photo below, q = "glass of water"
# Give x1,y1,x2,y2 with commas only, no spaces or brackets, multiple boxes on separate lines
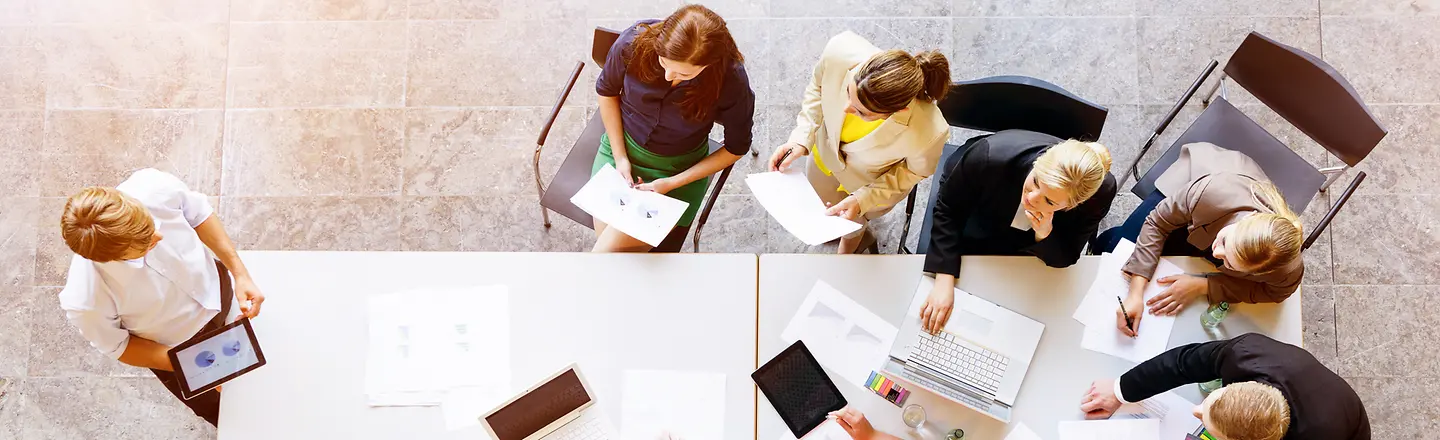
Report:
902,404,927,429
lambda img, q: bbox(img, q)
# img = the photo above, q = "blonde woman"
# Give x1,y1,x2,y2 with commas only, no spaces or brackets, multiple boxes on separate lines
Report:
919,129,1116,333
768,31,951,254
1115,142,1303,337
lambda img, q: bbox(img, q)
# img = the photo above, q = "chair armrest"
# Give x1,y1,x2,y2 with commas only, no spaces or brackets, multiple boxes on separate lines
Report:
536,61,586,147
1303,171,1365,250
691,164,735,253
1119,60,1220,186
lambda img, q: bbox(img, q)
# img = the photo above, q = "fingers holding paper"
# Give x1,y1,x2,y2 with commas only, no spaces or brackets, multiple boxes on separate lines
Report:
824,196,861,221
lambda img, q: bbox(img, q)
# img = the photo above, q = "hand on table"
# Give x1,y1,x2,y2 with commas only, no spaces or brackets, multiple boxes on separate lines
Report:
829,406,876,440
1079,379,1123,419
1148,274,1207,316
768,142,808,172
920,283,954,335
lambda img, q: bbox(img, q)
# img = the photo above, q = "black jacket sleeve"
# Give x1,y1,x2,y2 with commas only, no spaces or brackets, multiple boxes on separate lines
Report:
1023,172,1117,268
1118,338,1234,402
923,143,993,276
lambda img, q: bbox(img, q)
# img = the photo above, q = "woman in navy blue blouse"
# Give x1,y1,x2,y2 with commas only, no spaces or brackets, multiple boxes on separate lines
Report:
591,5,756,252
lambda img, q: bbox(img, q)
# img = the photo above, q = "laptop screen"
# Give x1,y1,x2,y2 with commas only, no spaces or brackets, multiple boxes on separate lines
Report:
486,368,591,440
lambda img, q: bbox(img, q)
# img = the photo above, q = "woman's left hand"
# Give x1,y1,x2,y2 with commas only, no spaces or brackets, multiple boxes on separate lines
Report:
634,177,678,195
825,196,861,221
1026,209,1054,241
1147,274,1208,315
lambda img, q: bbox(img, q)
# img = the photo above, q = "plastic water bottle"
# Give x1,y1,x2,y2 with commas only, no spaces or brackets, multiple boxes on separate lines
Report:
945,429,966,440
1201,302,1230,330
1199,378,1224,394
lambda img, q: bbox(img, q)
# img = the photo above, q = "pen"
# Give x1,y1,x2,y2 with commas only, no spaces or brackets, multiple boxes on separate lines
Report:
1117,296,1135,333
775,149,791,170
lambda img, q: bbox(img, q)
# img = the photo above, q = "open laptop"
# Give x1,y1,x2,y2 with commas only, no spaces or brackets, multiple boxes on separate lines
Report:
481,364,618,440
881,276,1045,422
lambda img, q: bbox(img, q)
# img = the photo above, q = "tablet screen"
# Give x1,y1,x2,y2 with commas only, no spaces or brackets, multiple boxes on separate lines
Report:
752,341,847,438
172,318,265,396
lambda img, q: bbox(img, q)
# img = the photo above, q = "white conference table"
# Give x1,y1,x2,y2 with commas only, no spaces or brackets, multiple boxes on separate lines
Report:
219,252,759,440
757,254,1302,440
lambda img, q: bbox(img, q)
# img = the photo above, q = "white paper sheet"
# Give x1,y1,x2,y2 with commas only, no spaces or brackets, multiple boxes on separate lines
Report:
1073,239,1139,324
441,386,510,431
1114,391,1202,440
1004,423,1043,440
620,370,727,440
774,419,849,440
1056,419,1160,440
781,280,899,386
365,286,511,407
571,164,689,247
1078,258,1185,363
746,168,862,245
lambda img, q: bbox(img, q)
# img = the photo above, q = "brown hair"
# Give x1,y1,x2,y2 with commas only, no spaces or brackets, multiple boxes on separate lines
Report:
61,187,155,262
1209,382,1290,440
1231,182,1303,275
854,49,950,114
627,4,743,122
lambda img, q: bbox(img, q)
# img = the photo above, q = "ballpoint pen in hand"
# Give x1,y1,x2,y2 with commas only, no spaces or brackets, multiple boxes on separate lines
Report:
1117,296,1135,334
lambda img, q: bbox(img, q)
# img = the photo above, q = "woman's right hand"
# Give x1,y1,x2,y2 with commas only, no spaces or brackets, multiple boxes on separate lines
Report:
614,156,639,187
1117,292,1144,337
768,142,808,172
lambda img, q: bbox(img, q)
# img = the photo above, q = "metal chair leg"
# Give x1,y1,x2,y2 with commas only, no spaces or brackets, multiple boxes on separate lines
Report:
1317,165,1349,193
1201,72,1229,107
533,142,551,228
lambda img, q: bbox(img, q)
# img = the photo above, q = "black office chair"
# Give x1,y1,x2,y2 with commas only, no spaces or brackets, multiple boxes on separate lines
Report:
895,75,1109,255
1108,31,1384,252
531,27,738,252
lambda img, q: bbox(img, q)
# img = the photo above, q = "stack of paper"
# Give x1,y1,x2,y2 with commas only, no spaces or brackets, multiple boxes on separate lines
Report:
572,164,690,246
1114,391,1203,439
781,280,899,387
1004,423,1042,440
746,168,861,245
1072,239,1183,363
1057,419,1160,440
620,370,727,440
365,285,512,429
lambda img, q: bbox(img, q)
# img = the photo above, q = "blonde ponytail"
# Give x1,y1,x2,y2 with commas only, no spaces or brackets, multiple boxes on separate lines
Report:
1032,140,1113,209
1230,182,1303,275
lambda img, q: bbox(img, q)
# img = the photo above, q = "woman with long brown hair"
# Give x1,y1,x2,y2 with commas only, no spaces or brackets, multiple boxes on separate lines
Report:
591,4,755,252
768,32,952,254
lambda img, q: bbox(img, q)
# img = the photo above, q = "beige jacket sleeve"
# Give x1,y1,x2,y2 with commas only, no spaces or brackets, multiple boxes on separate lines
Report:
786,56,826,148
1123,180,1203,279
851,129,946,214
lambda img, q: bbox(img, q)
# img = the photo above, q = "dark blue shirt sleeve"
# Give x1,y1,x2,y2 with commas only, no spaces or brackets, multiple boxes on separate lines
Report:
596,26,636,97
716,64,756,155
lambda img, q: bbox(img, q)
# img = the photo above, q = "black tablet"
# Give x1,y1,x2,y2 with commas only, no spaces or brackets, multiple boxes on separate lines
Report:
166,317,267,400
752,341,848,438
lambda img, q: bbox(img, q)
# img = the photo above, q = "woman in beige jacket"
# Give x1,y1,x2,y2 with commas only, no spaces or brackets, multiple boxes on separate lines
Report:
768,31,951,254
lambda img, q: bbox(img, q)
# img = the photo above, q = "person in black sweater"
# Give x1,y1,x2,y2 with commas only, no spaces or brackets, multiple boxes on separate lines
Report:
919,130,1116,333
1080,333,1370,440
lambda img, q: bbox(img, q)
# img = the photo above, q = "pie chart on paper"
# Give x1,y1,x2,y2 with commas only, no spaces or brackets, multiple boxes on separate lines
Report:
194,351,216,368
222,340,244,356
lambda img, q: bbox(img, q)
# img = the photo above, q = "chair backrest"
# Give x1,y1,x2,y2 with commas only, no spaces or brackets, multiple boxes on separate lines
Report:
592,27,621,67
937,75,1108,141
1225,32,1387,166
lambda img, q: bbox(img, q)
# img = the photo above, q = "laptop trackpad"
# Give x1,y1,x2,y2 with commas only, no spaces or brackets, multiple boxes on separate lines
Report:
953,309,993,336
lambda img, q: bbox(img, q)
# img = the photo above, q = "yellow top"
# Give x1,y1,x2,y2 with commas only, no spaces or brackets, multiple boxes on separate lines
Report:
813,113,886,193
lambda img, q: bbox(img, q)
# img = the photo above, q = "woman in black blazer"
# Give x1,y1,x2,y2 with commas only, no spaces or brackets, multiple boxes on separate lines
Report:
920,129,1116,333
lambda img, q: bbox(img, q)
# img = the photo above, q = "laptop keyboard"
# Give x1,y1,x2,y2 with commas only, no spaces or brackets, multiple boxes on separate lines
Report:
553,417,612,440
908,330,1009,396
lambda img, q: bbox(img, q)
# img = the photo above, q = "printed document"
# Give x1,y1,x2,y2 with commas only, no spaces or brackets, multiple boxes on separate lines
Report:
781,280,899,386
365,286,511,407
747,168,861,245
572,164,689,247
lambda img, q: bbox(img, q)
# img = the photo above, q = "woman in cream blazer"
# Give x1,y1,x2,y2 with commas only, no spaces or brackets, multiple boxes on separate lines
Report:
768,31,951,253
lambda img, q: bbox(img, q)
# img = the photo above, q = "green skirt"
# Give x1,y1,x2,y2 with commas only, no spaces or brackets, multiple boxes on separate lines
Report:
592,133,710,227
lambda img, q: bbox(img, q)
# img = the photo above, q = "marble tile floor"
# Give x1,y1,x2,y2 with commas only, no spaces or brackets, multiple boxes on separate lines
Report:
2,0,1439,438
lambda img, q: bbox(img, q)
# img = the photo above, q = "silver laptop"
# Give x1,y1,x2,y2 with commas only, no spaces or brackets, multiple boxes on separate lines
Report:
481,364,618,440
881,276,1045,422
